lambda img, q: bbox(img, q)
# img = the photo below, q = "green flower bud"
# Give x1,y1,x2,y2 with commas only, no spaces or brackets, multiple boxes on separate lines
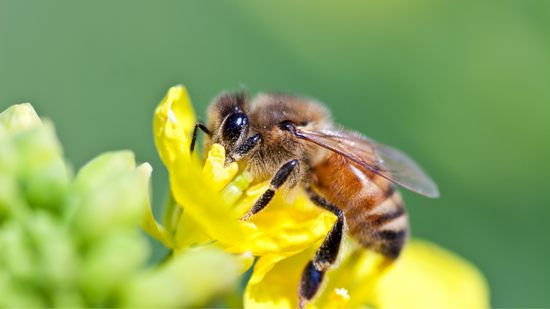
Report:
0,175,24,221
0,102,247,308
0,220,36,281
78,228,149,306
26,211,78,287
24,157,70,212
0,128,19,177
71,151,136,194
0,275,46,308
120,246,240,308
12,121,69,212
14,120,64,174
70,152,148,241
0,103,42,135
50,288,86,308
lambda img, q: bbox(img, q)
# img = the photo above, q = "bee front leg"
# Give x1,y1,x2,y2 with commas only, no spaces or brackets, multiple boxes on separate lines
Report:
190,121,210,153
225,134,261,167
239,159,298,221
298,188,346,308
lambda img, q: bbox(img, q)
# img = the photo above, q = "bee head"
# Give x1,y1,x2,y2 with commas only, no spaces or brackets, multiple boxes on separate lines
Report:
206,90,251,152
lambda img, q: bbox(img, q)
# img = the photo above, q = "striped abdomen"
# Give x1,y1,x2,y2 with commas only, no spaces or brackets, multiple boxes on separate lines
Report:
311,153,409,259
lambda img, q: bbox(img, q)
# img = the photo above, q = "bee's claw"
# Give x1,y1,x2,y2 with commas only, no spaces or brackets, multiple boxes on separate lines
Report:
224,156,235,168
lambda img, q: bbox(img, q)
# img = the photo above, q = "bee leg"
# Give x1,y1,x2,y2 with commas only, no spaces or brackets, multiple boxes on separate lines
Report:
298,188,346,308
225,134,261,167
190,121,210,153
240,159,298,221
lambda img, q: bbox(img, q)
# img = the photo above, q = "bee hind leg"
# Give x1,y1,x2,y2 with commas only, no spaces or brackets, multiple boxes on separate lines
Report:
240,159,299,221
298,188,346,308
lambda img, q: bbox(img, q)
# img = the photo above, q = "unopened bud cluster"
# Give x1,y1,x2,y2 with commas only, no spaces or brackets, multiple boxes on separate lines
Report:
0,104,239,307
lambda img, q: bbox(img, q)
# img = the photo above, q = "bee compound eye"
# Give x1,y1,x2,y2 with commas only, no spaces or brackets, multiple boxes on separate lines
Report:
223,112,248,144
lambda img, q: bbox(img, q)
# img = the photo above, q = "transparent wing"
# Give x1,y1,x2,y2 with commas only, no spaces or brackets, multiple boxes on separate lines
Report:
296,128,440,198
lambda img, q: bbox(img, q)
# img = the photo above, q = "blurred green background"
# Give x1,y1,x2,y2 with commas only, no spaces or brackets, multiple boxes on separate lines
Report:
1,1,549,307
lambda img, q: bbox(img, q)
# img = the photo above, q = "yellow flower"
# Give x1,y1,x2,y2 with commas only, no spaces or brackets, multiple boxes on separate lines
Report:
145,85,490,308
145,85,335,260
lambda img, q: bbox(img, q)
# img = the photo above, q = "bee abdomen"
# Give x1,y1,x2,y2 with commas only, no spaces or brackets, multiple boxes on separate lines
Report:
312,154,409,259
370,204,406,227
348,188,409,259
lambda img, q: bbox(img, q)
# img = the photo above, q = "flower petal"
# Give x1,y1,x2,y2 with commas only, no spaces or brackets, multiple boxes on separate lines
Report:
153,85,194,170
138,163,174,249
314,239,491,308
246,238,490,309
153,87,247,247
173,211,210,252
141,205,173,248
202,144,239,191
244,244,321,309
369,239,490,308
235,250,255,274
225,190,337,255
170,159,251,246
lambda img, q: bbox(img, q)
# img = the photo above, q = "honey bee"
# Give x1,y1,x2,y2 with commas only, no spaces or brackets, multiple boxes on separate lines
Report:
190,91,439,308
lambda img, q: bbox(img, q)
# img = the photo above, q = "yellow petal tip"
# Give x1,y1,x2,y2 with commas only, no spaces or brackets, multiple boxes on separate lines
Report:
203,144,239,191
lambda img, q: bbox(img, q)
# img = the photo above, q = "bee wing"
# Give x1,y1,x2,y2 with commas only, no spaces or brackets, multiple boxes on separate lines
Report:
296,128,440,198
